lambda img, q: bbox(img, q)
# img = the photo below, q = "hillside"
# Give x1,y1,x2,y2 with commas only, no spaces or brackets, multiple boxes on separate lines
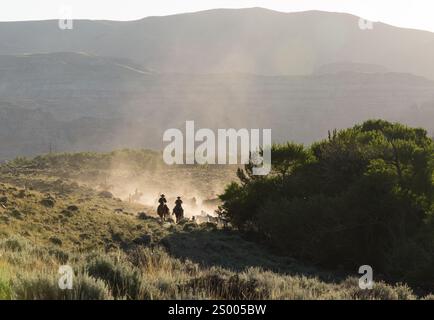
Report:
1,9,434,79
0,151,428,300
1,52,434,160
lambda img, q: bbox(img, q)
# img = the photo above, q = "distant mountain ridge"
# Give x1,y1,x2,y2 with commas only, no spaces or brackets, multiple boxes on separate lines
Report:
0,8,433,160
0,52,433,160
0,8,434,78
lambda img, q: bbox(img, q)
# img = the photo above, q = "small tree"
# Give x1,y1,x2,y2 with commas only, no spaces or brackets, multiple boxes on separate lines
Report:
219,120,434,286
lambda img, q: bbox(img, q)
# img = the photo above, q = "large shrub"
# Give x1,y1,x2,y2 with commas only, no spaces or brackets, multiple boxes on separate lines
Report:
219,120,434,287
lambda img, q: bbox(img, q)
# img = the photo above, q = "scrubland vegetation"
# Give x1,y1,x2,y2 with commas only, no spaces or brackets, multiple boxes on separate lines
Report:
0,120,432,299
0,236,428,300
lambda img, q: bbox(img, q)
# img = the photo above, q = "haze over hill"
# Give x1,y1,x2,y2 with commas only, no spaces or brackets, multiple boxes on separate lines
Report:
0,8,433,160
1,8,434,78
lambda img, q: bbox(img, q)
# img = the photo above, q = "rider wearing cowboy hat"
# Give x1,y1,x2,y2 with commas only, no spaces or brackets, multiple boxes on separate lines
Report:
158,194,167,205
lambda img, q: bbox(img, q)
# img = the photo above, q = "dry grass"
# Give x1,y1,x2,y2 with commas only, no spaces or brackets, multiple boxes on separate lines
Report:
0,152,431,300
0,238,425,300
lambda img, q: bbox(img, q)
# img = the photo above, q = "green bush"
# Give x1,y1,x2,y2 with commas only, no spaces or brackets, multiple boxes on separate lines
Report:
0,237,27,252
12,272,112,300
0,272,12,300
68,273,113,300
188,268,267,300
86,254,144,299
219,120,434,287
343,278,416,300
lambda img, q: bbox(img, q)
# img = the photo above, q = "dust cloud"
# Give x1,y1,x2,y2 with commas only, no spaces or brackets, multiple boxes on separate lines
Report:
89,157,238,218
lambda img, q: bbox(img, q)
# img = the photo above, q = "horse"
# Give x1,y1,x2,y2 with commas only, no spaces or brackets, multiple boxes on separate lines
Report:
173,205,184,223
157,204,170,222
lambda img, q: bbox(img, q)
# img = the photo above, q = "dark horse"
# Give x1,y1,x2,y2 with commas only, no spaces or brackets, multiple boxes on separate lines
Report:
173,205,184,223
157,204,170,222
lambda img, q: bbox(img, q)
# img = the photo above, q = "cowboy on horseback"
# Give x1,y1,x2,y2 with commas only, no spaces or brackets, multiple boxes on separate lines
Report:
173,196,184,223
158,194,167,205
157,194,169,222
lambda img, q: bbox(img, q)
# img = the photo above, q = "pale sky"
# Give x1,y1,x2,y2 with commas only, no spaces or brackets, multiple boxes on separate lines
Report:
1,0,434,33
